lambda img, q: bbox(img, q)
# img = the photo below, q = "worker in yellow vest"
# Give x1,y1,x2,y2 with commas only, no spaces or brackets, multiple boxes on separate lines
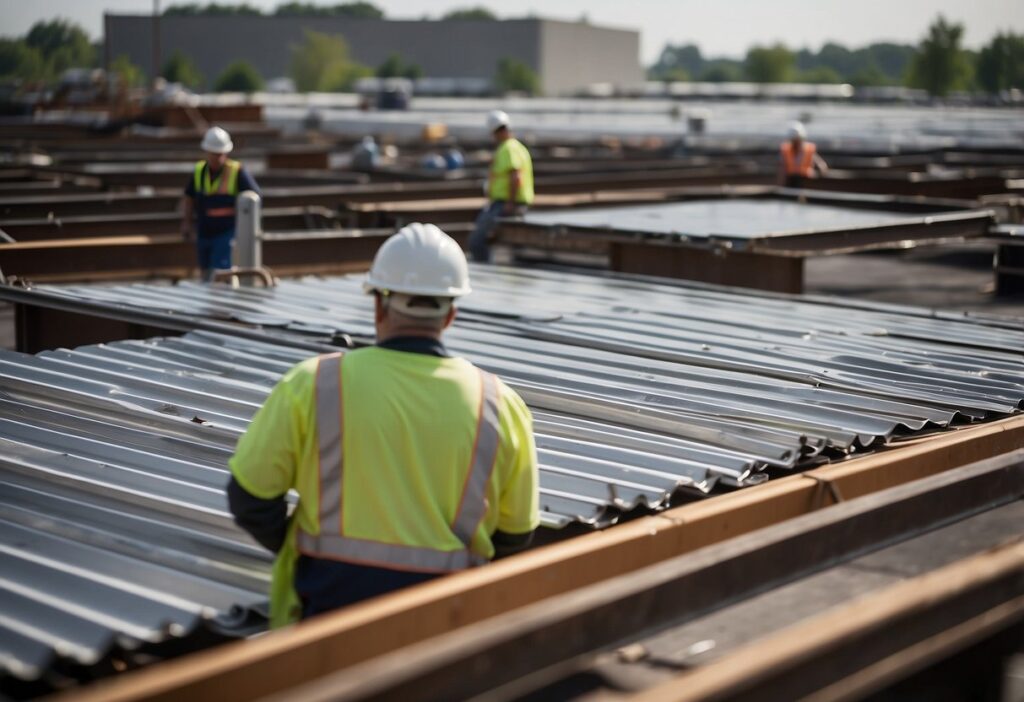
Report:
469,110,534,262
227,223,540,626
778,121,828,188
181,126,260,281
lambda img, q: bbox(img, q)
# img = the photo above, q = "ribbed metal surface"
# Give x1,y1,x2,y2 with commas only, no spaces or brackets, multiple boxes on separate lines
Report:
0,361,272,687
1,265,1022,686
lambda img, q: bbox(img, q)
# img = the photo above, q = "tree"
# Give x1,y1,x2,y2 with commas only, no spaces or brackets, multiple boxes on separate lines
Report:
658,67,691,83
376,53,403,78
290,30,369,92
275,2,384,18
164,3,263,15
376,53,423,80
797,66,843,84
700,62,743,83
848,64,890,87
24,19,96,74
494,57,539,95
162,50,204,88
744,44,795,83
649,44,703,81
110,54,146,88
862,43,916,81
214,61,264,92
907,15,973,96
977,32,1024,94
0,39,47,81
442,7,497,20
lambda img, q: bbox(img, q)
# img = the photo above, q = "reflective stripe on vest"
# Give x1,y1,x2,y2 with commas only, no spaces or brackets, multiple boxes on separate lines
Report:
193,160,241,196
205,207,236,217
781,142,815,177
296,352,500,572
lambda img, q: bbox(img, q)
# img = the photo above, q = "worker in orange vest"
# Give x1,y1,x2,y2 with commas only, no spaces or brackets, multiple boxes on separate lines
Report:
778,121,828,188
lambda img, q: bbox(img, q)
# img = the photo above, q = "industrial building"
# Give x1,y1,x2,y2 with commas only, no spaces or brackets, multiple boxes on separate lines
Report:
102,14,644,96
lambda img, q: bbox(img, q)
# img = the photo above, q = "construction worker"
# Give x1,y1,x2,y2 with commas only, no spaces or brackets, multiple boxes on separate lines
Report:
778,121,828,188
468,110,534,262
181,126,260,282
227,223,540,626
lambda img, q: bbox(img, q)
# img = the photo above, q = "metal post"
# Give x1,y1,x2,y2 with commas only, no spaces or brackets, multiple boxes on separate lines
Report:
235,191,262,286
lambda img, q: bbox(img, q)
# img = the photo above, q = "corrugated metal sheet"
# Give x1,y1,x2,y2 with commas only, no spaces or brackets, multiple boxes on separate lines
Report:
1,264,1022,688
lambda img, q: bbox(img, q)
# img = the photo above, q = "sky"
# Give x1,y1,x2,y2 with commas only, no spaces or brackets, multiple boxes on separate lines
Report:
2,0,1023,64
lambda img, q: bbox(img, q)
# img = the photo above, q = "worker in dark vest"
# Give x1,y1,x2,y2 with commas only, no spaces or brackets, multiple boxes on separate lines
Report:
181,126,260,281
778,121,828,188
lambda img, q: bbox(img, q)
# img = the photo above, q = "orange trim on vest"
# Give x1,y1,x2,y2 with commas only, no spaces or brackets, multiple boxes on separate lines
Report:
205,207,236,217
781,141,816,177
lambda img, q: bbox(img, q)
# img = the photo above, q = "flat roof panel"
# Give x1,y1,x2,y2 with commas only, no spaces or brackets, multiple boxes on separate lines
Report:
521,199,924,240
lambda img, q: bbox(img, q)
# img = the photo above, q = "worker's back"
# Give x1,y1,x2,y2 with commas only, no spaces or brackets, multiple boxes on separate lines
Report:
337,346,513,557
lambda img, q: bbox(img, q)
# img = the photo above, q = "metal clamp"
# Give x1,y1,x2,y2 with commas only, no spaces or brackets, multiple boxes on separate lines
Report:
807,473,845,507
211,266,278,288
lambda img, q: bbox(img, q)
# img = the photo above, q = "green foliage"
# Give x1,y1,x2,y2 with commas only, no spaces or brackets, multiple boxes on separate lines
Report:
848,64,890,87
442,7,497,20
0,19,97,84
494,57,539,95
110,54,146,88
658,67,691,83
700,62,743,83
797,66,844,84
162,50,205,88
275,2,384,18
976,32,1024,94
907,15,974,96
376,53,423,80
745,44,795,83
25,19,96,75
25,19,95,65
651,40,914,86
0,39,47,82
164,3,263,15
290,30,370,92
214,61,264,92
648,44,702,80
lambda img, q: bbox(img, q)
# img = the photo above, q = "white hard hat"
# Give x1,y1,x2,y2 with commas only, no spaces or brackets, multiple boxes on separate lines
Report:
201,126,234,154
486,109,510,132
787,121,807,140
363,223,471,316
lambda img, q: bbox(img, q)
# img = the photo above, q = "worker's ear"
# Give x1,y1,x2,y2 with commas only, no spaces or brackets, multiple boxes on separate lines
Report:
442,305,457,330
373,293,387,324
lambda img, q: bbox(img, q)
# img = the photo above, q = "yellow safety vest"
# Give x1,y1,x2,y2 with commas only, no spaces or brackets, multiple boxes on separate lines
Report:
488,138,534,204
230,347,539,627
192,159,241,217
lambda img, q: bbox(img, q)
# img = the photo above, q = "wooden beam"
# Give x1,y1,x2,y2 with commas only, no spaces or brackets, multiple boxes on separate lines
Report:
60,416,1024,702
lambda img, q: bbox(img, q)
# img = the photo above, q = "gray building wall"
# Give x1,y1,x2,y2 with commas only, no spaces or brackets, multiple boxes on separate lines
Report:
104,15,641,95
539,20,643,95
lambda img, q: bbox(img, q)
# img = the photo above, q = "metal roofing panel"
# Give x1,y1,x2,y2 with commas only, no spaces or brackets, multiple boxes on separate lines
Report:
0,264,1022,688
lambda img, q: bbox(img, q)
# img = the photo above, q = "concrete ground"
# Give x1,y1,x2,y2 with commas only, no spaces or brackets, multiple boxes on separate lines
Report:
805,242,1024,321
